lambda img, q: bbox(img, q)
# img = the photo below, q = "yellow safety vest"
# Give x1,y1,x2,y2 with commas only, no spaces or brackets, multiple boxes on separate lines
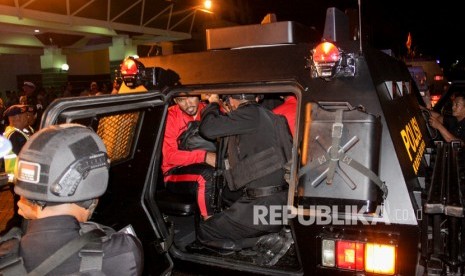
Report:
3,126,30,182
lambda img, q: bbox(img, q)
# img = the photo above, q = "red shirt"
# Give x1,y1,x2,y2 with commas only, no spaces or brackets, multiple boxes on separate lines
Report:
273,96,297,137
162,103,207,174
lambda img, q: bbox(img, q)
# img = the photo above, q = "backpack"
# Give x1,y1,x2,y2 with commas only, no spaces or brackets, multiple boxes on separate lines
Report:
177,120,217,152
0,223,110,276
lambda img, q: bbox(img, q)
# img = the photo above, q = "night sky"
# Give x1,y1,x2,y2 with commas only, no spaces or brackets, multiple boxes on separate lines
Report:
233,0,464,75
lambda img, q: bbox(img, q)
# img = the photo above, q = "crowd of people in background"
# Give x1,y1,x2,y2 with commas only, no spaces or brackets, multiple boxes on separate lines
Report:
0,80,119,132
0,79,122,233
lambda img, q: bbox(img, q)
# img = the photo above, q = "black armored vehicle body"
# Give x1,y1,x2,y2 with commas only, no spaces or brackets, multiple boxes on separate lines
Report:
41,8,463,276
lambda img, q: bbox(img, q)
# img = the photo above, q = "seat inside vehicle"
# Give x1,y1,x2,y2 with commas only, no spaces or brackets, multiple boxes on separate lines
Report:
154,166,198,251
156,189,196,216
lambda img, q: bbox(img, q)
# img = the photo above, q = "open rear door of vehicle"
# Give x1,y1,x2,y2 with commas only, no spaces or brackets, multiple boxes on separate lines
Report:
41,91,174,276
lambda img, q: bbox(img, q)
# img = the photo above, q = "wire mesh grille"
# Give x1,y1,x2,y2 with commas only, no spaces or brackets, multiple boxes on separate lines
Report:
97,112,140,162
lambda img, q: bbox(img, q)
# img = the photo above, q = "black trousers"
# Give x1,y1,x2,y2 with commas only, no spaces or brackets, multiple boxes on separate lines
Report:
198,191,287,248
164,163,215,217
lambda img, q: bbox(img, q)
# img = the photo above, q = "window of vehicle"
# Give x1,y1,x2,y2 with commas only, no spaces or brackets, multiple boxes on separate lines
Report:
97,112,140,162
384,80,411,99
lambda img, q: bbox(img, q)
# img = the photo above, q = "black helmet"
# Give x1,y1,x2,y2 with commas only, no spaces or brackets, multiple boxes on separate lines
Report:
14,123,110,203
225,94,256,101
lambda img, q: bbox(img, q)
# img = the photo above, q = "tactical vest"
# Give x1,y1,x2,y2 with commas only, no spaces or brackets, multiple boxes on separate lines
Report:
0,222,111,276
223,108,292,192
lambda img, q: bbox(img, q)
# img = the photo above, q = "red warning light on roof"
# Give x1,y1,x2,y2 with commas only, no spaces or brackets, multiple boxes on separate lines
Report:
121,58,138,75
313,42,340,63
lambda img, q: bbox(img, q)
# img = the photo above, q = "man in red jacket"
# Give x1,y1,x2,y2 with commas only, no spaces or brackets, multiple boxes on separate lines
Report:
273,95,297,137
162,96,216,220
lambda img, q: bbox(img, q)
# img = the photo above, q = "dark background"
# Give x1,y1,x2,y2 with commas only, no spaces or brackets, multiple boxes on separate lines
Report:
219,0,464,79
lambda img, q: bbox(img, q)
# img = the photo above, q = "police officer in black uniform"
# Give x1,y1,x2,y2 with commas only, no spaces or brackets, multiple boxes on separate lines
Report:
429,91,465,144
196,93,289,251
12,124,143,275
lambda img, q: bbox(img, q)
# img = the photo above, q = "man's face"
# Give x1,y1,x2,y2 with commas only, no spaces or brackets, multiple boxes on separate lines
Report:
91,83,98,92
23,86,34,96
27,111,36,125
11,113,29,129
452,96,465,119
19,113,30,129
175,96,200,116
228,97,242,110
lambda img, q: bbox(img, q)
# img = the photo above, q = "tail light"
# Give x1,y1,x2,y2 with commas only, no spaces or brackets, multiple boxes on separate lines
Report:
365,243,396,274
321,239,336,267
336,240,364,270
321,238,396,275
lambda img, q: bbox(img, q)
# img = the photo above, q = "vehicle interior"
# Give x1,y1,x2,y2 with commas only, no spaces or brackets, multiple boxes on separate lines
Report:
39,81,305,275
153,88,302,274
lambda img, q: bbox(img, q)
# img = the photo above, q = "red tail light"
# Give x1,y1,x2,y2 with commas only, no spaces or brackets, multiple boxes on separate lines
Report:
322,238,396,275
336,240,364,271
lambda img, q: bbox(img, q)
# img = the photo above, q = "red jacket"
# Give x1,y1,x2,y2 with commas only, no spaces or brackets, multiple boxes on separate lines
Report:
162,103,207,175
273,96,297,137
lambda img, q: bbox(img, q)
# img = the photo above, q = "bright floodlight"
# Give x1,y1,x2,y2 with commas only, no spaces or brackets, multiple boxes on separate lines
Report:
204,0,212,10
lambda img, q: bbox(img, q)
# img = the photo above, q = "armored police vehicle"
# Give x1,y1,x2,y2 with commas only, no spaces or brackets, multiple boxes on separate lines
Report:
41,7,463,276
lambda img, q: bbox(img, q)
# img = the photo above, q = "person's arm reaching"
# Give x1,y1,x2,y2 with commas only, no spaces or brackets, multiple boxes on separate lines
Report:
429,115,462,143
200,95,257,139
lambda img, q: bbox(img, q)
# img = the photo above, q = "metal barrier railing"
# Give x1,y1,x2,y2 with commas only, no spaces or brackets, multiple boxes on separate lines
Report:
422,141,464,274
